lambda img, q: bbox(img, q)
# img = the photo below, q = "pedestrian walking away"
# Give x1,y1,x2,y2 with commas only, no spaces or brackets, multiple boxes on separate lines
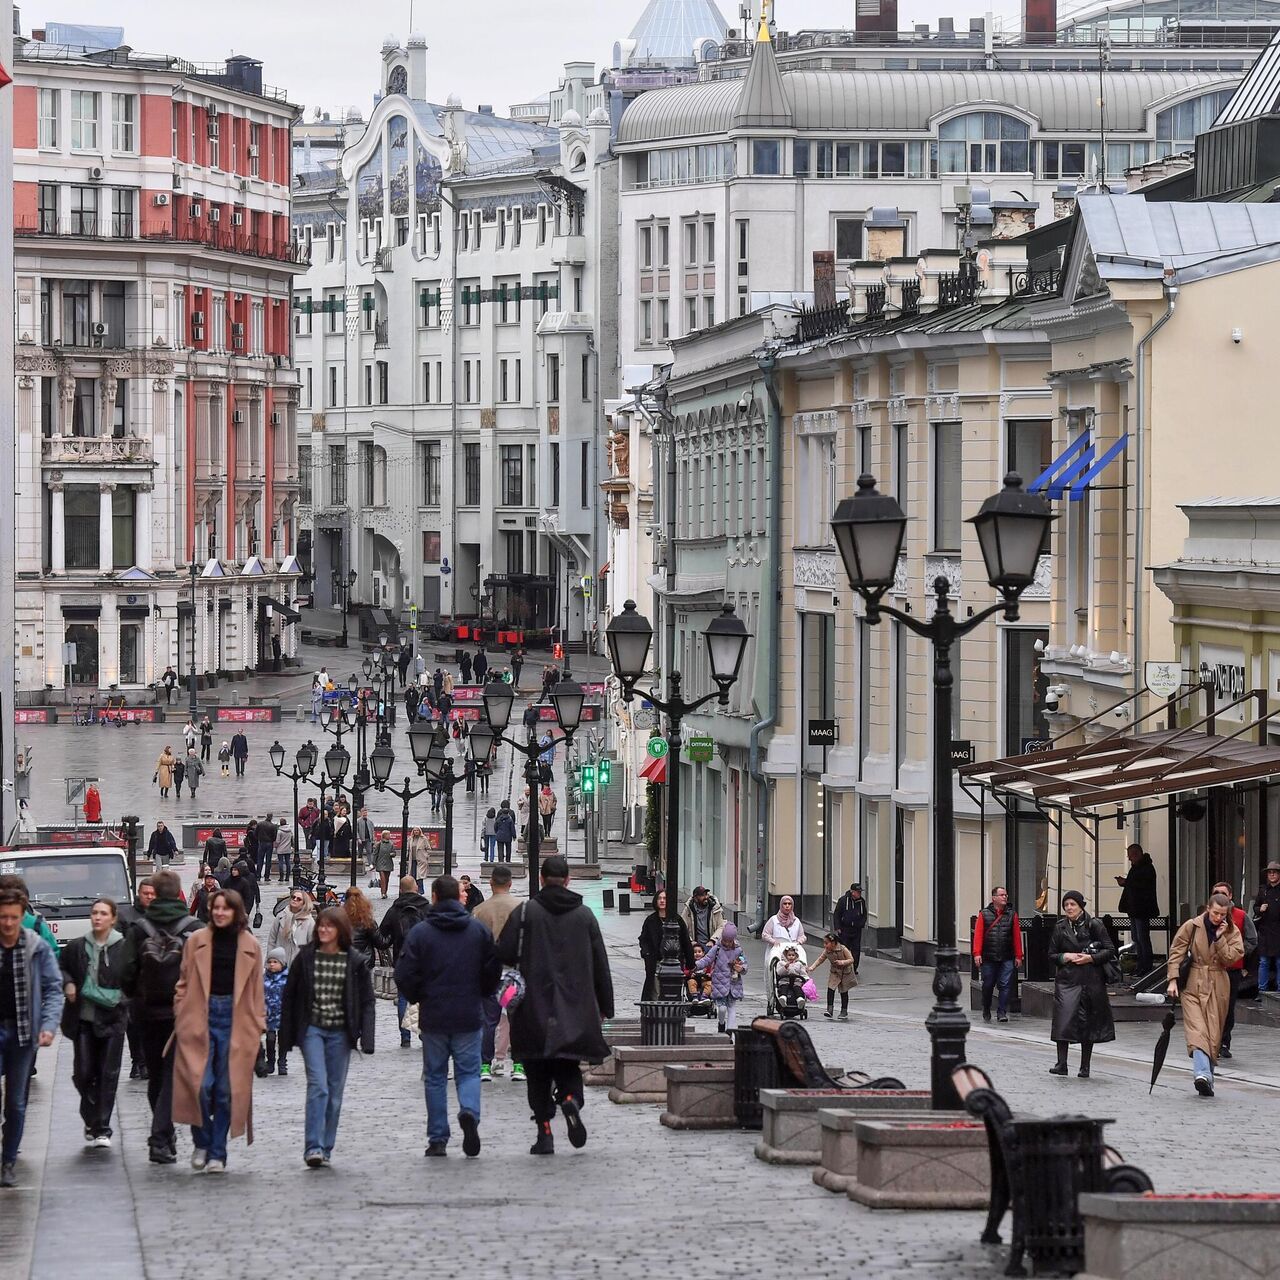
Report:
1168,893,1244,1097
394,875,500,1158
497,855,615,1155
973,886,1022,1023
473,867,520,1080
257,948,288,1077
833,883,868,971
230,730,249,778
279,908,375,1167
812,932,857,1019
154,746,178,799
170,888,265,1173
60,898,131,1148
117,879,156,1080
341,887,382,972
1048,891,1116,1079
1210,879,1256,1059
0,886,64,1188
494,803,516,862
460,652,473,685
274,820,293,885
473,648,488,684
1115,843,1160,981
355,809,375,874
1252,861,1280,993
203,827,228,868
373,877,431,1046
255,813,279,882
118,871,202,1163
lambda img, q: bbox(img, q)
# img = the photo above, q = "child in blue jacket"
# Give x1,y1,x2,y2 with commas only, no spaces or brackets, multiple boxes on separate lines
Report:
257,947,289,1076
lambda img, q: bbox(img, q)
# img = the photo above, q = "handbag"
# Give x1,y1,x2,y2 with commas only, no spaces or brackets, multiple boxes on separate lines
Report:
1177,922,1196,991
252,910,263,929
496,904,528,1012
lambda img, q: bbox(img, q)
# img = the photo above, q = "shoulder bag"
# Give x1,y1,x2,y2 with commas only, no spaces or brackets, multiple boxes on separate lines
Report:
496,903,529,1012
1177,921,1196,991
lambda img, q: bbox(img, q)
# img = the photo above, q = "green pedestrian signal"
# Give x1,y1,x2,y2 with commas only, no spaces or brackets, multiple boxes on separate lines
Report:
599,758,611,787
582,764,596,795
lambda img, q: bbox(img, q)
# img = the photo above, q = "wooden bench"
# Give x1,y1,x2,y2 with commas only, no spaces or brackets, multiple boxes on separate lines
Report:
952,1063,1153,1277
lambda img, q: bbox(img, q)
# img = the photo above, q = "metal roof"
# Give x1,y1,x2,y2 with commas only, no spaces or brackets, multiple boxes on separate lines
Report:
617,68,1237,144
734,22,792,128
1215,28,1280,123
1077,191,1280,278
627,0,729,66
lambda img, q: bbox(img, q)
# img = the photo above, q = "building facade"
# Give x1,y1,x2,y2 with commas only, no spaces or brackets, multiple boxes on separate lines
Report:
11,33,304,697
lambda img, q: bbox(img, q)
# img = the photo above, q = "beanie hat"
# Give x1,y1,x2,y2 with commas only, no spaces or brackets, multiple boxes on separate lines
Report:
266,947,287,967
1061,890,1087,911
720,921,738,945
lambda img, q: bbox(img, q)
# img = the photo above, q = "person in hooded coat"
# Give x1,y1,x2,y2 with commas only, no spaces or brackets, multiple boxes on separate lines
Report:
1048,890,1116,1079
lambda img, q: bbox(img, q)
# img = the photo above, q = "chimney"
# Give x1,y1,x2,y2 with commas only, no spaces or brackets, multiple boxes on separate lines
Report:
865,207,908,261
856,0,898,35
813,251,836,309
990,197,1038,240
1023,0,1056,44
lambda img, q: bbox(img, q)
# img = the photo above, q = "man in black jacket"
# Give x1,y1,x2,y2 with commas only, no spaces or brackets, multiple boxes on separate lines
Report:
833,883,868,971
1253,861,1280,993
497,855,615,1156
255,813,279,881
377,876,431,1047
395,876,500,1158
1115,843,1159,978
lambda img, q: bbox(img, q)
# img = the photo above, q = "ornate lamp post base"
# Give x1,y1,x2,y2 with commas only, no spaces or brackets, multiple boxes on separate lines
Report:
926,945,970,1111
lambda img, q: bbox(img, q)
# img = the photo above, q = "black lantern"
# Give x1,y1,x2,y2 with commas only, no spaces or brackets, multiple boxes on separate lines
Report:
468,722,496,763
370,738,395,785
423,740,449,785
324,742,350,783
967,472,1054,594
346,673,359,694
362,657,375,680
268,740,286,774
297,740,318,777
482,681,516,733
831,474,908,596
319,703,333,729
550,679,586,734
408,720,436,768
606,599,653,683
704,604,750,697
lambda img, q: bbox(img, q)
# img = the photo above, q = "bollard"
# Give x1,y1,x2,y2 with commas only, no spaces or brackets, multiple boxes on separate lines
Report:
603,888,615,909
618,893,630,914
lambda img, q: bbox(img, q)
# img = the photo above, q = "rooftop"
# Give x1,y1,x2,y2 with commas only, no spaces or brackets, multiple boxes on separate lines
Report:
625,0,729,67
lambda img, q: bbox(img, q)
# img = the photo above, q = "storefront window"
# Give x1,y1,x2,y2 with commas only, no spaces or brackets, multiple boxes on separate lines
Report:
799,611,835,923
1005,628,1050,916
120,622,142,684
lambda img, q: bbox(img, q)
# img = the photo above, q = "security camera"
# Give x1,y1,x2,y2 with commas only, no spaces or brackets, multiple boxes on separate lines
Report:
1044,687,1059,711
1232,327,1243,344
737,392,752,416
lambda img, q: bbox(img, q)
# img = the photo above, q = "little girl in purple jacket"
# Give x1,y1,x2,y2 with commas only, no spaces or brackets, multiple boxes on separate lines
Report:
696,921,748,1034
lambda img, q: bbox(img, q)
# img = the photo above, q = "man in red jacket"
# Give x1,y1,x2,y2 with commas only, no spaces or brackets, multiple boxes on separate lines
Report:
973,886,1023,1023
1212,880,1257,1059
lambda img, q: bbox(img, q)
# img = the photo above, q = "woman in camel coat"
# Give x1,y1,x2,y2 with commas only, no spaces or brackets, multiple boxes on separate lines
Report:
154,746,178,799
1167,891,1243,1098
171,888,265,1171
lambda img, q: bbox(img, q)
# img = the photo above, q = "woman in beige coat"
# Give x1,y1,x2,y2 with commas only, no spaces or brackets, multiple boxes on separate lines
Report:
171,888,265,1171
154,746,177,798
1167,891,1244,1098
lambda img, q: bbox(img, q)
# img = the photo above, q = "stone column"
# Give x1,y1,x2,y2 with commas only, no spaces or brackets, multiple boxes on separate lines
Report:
99,482,116,573
136,484,153,571
49,483,65,573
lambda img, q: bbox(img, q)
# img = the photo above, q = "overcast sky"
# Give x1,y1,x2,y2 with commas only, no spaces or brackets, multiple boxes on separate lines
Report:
25,0,1025,115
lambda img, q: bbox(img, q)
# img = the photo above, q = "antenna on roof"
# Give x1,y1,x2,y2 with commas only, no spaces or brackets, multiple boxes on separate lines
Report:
1097,33,1112,187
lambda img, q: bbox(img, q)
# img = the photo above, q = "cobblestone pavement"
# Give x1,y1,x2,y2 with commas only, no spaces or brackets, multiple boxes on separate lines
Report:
8,651,1280,1279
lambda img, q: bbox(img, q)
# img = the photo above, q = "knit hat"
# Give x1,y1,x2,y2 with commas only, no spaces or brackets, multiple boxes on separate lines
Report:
266,947,287,967
720,921,738,945
1061,890,1087,911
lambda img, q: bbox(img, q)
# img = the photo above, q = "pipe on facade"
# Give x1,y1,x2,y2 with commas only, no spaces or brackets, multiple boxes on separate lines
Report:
1131,273,1177,847
748,345,783,933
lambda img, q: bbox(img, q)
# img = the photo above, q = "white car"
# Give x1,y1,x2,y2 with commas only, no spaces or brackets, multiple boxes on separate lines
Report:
0,843,133,948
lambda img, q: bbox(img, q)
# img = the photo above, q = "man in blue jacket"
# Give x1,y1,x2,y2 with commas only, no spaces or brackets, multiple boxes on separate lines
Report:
0,886,64,1188
395,875,500,1158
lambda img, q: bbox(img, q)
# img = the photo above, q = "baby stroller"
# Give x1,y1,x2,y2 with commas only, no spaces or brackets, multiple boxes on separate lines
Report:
685,966,716,1018
766,942,810,1020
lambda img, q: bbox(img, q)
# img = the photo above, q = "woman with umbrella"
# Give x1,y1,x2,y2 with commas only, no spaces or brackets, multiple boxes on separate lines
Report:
1166,891,1243,1098
1048,890,1116,1079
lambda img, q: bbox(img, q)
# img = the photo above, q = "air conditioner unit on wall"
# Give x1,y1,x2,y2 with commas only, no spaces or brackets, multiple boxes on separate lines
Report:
153,192,170,207
91,322,107,337
88,166,104,182
207,121,220,139
270,411,282,425
233,410,245,424
247,145,259,159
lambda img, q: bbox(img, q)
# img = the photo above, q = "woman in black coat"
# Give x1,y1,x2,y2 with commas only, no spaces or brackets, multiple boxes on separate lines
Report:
639,890,694,1001
1048,890,1116,1078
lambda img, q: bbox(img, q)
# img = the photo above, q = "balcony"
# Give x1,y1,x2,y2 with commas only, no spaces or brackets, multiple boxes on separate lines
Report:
42,435,153,466
374,318,390,348
15,217,310,267
551,234,587,266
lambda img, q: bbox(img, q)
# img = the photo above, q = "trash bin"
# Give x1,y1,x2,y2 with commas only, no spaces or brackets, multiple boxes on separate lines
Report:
733,1027,782,1130
639,1000,686,1047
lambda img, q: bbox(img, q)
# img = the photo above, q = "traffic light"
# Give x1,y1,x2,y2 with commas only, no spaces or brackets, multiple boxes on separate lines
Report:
581,763,596,795
599,758,611,787
553,642,564,660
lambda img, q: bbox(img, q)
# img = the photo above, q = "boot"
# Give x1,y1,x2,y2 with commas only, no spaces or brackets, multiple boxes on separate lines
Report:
1049,1041,1069,1076
530,1120,555,1156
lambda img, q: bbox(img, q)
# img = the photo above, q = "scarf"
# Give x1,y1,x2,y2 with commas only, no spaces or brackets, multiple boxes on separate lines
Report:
776,901,796,928
1203,913,1221,945
6,935,31,1046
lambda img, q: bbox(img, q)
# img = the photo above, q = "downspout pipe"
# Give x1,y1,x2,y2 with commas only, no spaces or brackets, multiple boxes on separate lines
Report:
1131,270,1177,848
749,346,783,934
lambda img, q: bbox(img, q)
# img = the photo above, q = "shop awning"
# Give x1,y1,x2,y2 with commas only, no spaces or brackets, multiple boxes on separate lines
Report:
259,596,301,622
639,753,667,784
1028,432,1130,502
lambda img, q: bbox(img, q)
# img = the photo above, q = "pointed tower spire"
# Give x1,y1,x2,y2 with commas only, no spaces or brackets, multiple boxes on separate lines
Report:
735,0,791,128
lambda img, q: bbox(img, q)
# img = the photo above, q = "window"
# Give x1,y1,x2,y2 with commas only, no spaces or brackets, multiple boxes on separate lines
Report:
937,112,1030,175
498,279,521,324
38,89,58,149
503,529,524,574
500,445,524,506
377,360,388,405
581,354,590,401
512,209,521,246
551,441,560,508
37,183,57,233
684,219,698,266
547,353,560,403
421,283,441,327
324,290,341,333
1007,420,1052,487
798,433,837,547
64,485,100,569
120,621,142,683
1155,88,1235,157
751,139,781,175
640,224,652,269
359,442,387,506
658,223,670,267
361,290,374,330
735,218,750,315
111,486,135,568
527,444,537,506
704,296,715,327
422,531,441,564
250,123,261,177
111,94,135,152
422,440,441,505
71,378,96,435
363,364,373,406
422,361,433,402
581,441,590,509
63,280,91,346
70,186,98,236
111,188,134,238
460,283,479,327
70,91,99,150
102,282,126,347
836,217,864,261
500,359,510,402
704,218,715,264
659,298,670,340
933,422,963,551
640,300,653,343
326,366,338,407
464,443,481,504
329,445,347,504
299,445,312,504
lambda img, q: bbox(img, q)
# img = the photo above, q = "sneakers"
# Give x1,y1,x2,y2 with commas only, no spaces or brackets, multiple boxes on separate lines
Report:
1220,1047,1233,1060
1,1163,16,1188
84,1128,95,1146
1194,1075,1215,1098
424,1142,448,1157
491,1057,507,1078
530,1121,555,1155
305,1150,325,1168
94,1135,112,1149
191,1148,209,1171
459,1110,481,1158
838,1011,849,1021
560,1096,587,1149
997,1015,1010,1024
510,1062,526,1082
204,1159,226,1174
480,1063,492,1083
823,1010,834,1019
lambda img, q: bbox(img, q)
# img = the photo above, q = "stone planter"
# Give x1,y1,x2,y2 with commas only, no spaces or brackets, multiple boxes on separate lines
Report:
845,1120,990,1210
660,1065,737,1130
608,1044,735,1104
812,1107,964,1194
584,1034,644,1088
757,1088,932,1165
479,861,526,882
1077,1193,1280,1280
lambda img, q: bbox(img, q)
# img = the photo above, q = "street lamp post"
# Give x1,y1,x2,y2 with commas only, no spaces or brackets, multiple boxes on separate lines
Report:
472,678,587,899
338,568,356,649
831,472,1052,1110
188,558,199,716
269,739,319,888
605,601,750,1012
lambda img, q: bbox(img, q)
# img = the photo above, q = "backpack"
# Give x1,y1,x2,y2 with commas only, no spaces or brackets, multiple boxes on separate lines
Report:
495,811,517,843
136,917,199,1011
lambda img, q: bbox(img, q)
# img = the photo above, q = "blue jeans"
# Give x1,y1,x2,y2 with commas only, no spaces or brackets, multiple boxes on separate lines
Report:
421,1028,482,1146
981,959,1016,1018
191,995,233,1162
277,846,292,881
484,836,497,862
0,1021,37,1164
397,990,413,1045
257,841,274,880
1193,1047,1214,1082
300,1025,351,1156
1259,955,1279,992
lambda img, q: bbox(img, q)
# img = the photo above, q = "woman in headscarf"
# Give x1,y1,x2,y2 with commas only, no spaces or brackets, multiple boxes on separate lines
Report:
1048,890,1116,1079
1167,891,1243,1098
638,890,693,1001
762,895,807,948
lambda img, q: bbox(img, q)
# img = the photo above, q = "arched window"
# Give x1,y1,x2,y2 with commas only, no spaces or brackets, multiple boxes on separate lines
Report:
1155,89,1235,158
937,112,1030,175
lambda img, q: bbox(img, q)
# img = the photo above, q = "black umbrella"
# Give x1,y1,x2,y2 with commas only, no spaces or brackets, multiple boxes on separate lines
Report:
1149,1007,1177,1094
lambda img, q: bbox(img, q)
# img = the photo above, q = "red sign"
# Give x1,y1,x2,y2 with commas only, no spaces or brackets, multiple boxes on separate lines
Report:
193,826,249,848
15,708,55,724
215,706,278,723
366,829,444,851
451,686,484,702
110,706,161,723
